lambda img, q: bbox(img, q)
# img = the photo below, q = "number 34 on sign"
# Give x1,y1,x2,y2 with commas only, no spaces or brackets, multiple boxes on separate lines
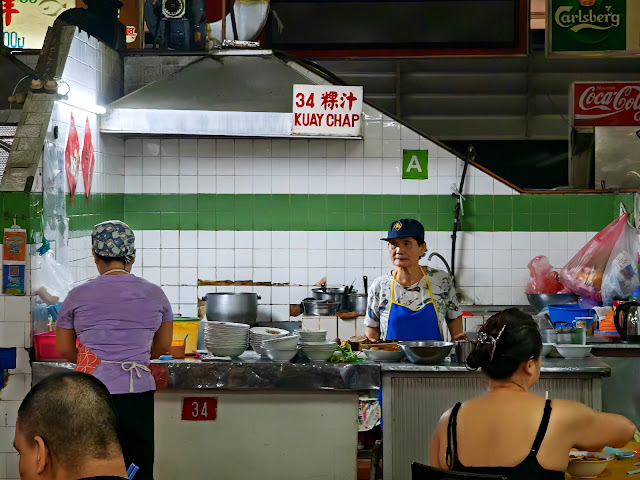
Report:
292,85,363,137
181,396,217,421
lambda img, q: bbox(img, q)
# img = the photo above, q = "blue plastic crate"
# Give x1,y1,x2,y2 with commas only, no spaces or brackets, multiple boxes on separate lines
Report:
548,304,592,327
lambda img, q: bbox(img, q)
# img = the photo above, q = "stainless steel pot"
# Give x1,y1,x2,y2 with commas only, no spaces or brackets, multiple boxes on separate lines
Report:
301,299,340,316
311,287,357,307
454,340,474,365
311,287,356,300
540,329,557,344
556,326,586,345
205,292,261,326
344,293,367,314
540,326,585,344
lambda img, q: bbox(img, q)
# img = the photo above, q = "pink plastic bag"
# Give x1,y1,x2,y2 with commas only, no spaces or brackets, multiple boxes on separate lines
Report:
525,256,566,294
560,214,630,302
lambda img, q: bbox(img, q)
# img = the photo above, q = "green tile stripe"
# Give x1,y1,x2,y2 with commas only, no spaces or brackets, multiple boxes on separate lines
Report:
0,192,43,243
4,191,633,242
66,193,125,238
99,193,634,233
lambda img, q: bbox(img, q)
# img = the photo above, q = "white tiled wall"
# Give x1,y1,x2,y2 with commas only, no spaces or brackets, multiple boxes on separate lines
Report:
122,115,591,320
128,228,594,321
0,279,32,479
0,30,124,479
123,116,514,197
47,29,125,197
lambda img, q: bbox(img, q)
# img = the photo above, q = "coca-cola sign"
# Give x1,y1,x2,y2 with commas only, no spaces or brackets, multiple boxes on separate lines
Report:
572,82,640,126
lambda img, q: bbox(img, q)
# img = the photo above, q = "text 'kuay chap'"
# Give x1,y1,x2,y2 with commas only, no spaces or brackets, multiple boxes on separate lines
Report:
293,113,360,128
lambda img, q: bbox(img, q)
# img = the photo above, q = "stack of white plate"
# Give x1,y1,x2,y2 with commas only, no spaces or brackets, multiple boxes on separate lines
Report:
300,341,338,361
294,330,328,344
203,321,249,358
249,327,289,356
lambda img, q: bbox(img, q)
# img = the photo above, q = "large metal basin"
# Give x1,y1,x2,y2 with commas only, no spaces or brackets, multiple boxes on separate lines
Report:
526,293,579,313
399,341,454,364
205,292,260,325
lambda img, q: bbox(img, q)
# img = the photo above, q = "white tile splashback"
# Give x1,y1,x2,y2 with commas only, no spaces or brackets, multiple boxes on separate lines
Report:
124,129,514,197
127,229,594,321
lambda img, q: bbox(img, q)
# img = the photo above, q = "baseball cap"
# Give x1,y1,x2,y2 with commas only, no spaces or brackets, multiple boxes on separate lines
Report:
381,218,425,242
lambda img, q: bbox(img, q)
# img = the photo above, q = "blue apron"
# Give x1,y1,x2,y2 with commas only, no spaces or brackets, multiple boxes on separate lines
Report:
379,267,441,426
386,267,442,341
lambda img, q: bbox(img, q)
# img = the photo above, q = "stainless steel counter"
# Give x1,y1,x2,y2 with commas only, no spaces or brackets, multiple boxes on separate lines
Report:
382,355,611,375
31,351,381,391
31,352,610,391
590,342,640,349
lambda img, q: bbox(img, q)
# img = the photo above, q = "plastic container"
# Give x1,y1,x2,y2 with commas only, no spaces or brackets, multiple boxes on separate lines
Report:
630,286,640,301
547,304,591,327
168,340,186,359
594,311,620,338
34,332,64,360
172,316,199,355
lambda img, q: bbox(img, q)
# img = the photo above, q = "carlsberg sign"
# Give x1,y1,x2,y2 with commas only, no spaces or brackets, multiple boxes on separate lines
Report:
549,0,636,53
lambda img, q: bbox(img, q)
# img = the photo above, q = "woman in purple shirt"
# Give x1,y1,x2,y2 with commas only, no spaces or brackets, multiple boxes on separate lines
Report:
56,220,173,480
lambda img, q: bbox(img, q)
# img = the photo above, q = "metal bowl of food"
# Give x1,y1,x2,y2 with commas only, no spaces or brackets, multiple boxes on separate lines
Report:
399,341,454,364
526,293,579,313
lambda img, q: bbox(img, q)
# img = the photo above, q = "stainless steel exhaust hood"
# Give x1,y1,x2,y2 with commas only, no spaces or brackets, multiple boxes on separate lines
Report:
101,51,322,138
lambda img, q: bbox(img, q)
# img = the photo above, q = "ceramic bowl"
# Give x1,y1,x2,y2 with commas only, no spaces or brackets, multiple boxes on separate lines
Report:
264,347,299,362
302,348,336,362
261,334,300,350
566,451,614,478
208,345,247,358
363,349,405,363
555,344,592,359
541,343,555,357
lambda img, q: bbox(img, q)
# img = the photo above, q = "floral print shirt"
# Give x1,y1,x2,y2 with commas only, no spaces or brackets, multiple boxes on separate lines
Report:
364,267,460,340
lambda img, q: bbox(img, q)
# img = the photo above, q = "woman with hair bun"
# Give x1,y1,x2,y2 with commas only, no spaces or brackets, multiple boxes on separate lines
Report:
430,307,635,479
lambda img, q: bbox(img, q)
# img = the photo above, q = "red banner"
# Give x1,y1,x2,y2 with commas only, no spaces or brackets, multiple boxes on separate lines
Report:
64,113,80,205
81,117,95,204
572,82,640,127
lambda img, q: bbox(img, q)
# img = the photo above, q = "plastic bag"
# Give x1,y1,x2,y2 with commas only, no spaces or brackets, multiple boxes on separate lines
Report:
601,221,640,305
525,255,566,294
32,250,74,305
560,214,630,302
358,398,380,431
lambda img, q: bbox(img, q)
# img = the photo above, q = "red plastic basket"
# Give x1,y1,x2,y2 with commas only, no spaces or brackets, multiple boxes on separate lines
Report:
34,332,64,360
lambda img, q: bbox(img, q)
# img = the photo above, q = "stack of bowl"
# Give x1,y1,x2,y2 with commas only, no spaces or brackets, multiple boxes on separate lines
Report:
249,327,289,356
300,341,338,361
203,321,249,358
294,329,328,343
261,334,300,362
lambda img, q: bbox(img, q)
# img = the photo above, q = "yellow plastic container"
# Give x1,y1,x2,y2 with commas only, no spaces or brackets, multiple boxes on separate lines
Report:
172,317,200,355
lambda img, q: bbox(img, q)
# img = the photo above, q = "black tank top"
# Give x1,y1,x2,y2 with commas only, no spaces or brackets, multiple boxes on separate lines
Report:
445,399,565,480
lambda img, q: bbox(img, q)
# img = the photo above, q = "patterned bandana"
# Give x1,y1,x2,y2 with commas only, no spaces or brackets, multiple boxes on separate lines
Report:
91,220,136,264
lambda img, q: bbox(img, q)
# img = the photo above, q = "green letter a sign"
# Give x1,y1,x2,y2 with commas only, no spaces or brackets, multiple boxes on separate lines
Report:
402,150,429,179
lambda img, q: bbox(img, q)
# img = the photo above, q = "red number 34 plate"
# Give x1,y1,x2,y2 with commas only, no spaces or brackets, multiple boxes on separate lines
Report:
181,397,217,421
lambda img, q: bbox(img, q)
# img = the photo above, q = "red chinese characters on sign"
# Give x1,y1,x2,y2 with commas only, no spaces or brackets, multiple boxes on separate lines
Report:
573,82,640,127
181,397,217,421
321,91,338,110
2,0,19,26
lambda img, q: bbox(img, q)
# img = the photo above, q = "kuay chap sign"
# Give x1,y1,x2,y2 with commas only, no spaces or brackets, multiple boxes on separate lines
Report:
292,85,363,137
